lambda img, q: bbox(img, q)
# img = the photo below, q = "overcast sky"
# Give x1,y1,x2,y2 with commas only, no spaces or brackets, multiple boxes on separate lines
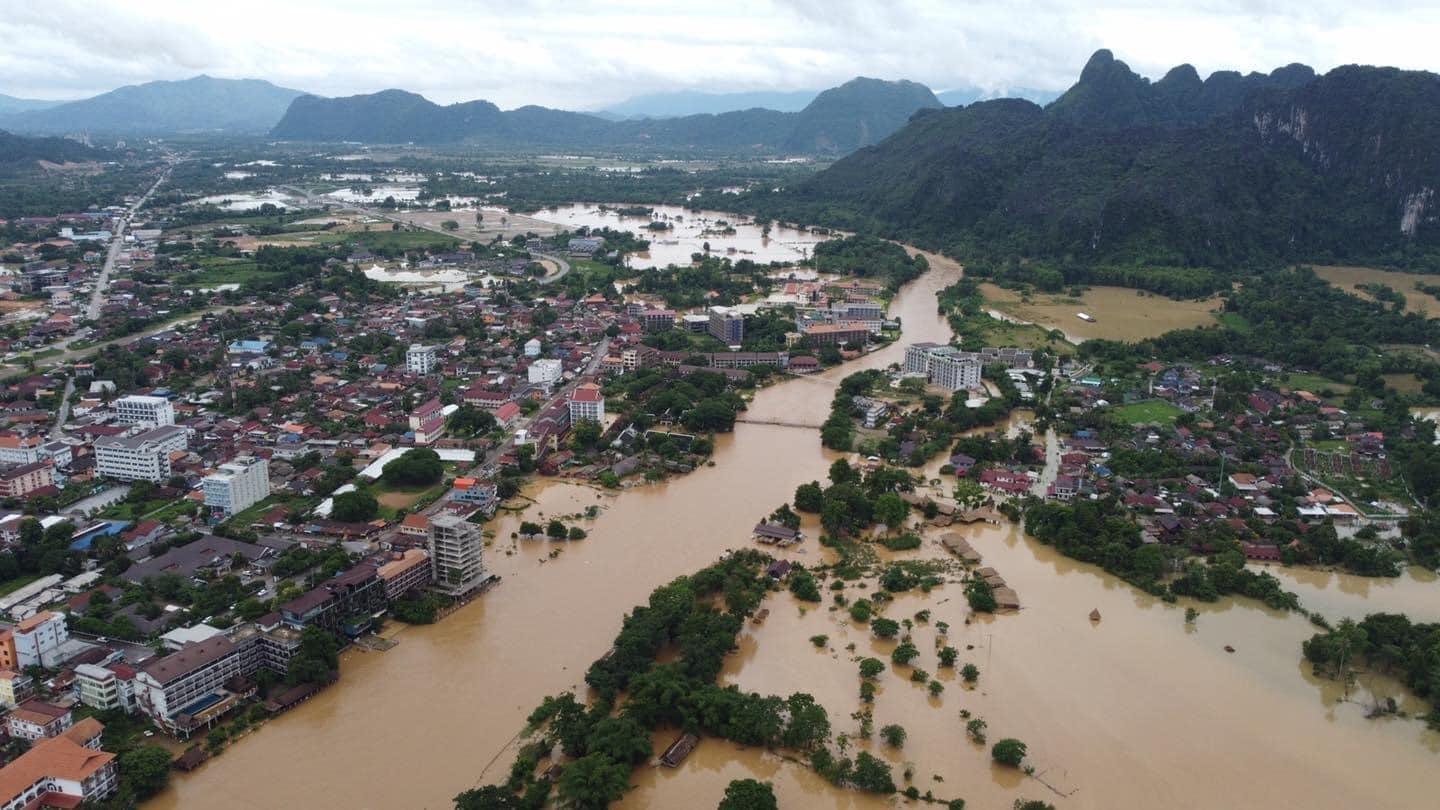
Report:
3,0,1439,109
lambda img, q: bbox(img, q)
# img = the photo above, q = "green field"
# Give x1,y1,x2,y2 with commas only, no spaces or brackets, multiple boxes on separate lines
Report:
1281,371,1351,395
183,258,269,287
1112,400,1185,425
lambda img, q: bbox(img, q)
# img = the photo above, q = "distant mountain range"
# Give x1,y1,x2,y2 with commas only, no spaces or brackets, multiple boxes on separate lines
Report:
0,94,61,117
745,49,1440,269
0,76,304,135
597,89,822,119
270,77,943,154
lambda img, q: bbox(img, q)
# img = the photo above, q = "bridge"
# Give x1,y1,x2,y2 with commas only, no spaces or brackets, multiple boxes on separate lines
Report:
735,416,825,430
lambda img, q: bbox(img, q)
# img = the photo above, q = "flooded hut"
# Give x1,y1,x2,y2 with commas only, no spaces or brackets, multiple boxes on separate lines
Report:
660,733,699,767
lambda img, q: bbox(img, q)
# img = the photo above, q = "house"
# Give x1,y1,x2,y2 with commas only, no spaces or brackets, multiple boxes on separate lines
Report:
6,700,72,741
0,718,118,807
1228,473,1259,492
752,522,801,546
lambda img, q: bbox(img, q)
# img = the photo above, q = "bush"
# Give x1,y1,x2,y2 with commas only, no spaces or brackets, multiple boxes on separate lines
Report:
330,490,378,523
381,447,443,487
858,658,885,680
810,634,829,648
880,723,907,748
938,646,958,667
992,738,1028,768
891,642,919,665
879,533,922,551
961,663,980,683
871,617,900,638
718,779,778,810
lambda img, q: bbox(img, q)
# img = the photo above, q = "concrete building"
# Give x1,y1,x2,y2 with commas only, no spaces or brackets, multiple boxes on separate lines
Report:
0,461,54,499
112,394,175,427
427,514,486,597
409,399,446,446
406,344,437,375
279,563,387,638
523,338,542,358
203,455,270,517
528,358,564,387
133,625,296,736
74,664,136,713
93,425,187,483
0,435,43,466
0,719,117,808
905,343,983,392
0,612,70,670
0,670,34,708
639,309,676,333
568,383,605,424
5,701,71,742
802,323,869,347
377,549,431,600
708,309,744,346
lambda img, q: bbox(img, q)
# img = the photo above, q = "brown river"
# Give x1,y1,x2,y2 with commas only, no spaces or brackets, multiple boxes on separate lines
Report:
150,250,1438,810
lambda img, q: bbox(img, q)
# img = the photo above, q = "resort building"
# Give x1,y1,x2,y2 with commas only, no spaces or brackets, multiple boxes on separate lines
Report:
0,719,117,808
904,343,983,392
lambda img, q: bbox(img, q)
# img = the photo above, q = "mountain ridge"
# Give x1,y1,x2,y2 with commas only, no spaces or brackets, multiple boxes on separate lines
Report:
0,76,305,135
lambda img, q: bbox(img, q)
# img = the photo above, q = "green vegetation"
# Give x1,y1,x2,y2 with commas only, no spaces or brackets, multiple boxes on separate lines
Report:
1304,614,1440,728
718,779,778,810
811,234,928,291
991,738,1028,768
1111,400,1185,425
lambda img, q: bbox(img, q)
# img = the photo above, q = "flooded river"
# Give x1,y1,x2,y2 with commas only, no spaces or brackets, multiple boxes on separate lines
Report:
149,248,1438,810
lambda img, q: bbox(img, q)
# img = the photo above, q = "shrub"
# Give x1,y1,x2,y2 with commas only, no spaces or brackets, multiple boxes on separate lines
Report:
991,738,1028,768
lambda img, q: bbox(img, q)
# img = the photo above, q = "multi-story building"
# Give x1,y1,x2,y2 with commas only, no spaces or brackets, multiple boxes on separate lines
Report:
528,358,563,387
0,718,117,808
0,434,43,466
639,309,676,333
5,701,72,742
450,478,499,514
568,384,605,424
904,343,983,392
409,399,446,445
203,456,271,517
74,664,137,713
279,563,387,638
112,394,175,426
523,338,542,358
0,461,54,499
427,514,486,597
377,549,431,600
708,309,744,346
0,670,34,708
406,344,437,375
802,323,870,347
0,612,70,670
93,425,187,483
132,625,297,736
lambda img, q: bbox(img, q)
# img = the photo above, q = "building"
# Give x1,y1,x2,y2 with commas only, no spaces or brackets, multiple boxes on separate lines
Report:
74,664,136,713
203,455,271,517
450,478,499,514
905,343,982,392
427,514,486,597
0,719,117,808
131,626,294,736
0,670,34,708
523,338,542,358
0,434,43,466
639,310,676,333
93,425,187,482
377,549,431,600
0,461,54,499
569,383,605,424
0,612,70,670
802,323,869,347
708,309,744,346
5,701,72,742
406,344,437,375
280,563,387,638
528,358,564,387
112,394,175,426
409,398,446,446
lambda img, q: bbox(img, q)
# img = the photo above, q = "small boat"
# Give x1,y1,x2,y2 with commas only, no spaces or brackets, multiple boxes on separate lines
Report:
751,608,770,625
1224,645,1236,653
1089,609,1102,622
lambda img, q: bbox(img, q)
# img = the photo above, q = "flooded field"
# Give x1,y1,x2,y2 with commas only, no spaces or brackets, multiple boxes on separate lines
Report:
147,248,1439,810
188,190,298,211
979,284,1223,342
1314,265,1440,317
526,203,834,269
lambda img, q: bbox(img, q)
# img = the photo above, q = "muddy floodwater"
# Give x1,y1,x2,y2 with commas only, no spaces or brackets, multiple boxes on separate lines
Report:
148,248,1439,810
526,203,833,269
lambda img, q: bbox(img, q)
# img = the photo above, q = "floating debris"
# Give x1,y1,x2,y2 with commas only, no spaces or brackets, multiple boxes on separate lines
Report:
1089,609,1102,622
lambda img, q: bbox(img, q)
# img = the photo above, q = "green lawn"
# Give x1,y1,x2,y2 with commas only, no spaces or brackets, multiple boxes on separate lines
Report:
1112,400,1185,425
0,575,42,597
182,258,269,287
1281,372,1351,395
1214,311,1252,334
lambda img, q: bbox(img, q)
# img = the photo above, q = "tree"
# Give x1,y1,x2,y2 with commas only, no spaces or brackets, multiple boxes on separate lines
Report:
829,458,860,486
781,692,830,750
119,745,173,799
441,219,460,231
992,738,1028,768
938,646,958,667
966,718,987,743
873,493,908,530
871,618,900,639
880,723,907,748
965,579,997,612
556,753,631,810
547,520,568,539
961,663,980,683
287,627,339,685
953,478,986,510
891,642,919,665
859,657,885,680
572,418,603,449
850,751,896,793
382,448,444,487
718,779,777,810
585,716,652,766
519,521,543,537
794,481,824,513
455,785,524,810
331,490,378,523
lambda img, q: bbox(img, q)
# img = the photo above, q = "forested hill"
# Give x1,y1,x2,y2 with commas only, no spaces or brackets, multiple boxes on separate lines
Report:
740,50,1440,277
0,130,103,168
0,76,304,135
270,78,942,155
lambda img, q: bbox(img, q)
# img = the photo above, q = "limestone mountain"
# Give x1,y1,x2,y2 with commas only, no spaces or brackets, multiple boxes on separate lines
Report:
0,76,305,135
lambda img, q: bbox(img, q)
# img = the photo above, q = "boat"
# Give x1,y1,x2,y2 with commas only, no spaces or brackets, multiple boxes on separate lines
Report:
751,608,770,625
1076,312,1096,323
1089,608,1102,622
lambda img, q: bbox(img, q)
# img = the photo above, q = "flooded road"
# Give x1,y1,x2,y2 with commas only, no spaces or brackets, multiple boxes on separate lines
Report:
148,247,1439,810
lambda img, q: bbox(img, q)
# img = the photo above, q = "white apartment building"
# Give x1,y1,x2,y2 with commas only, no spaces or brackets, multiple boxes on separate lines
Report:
0,434,43,466
406,344,438,375
568,384,605,424
428,514,486,597
133,634,257,731
112,394,175,426
904,343,983,392
93,425,187,483
7,611,70,669
528,358,563,387
74,664,135,712
202,456,271,517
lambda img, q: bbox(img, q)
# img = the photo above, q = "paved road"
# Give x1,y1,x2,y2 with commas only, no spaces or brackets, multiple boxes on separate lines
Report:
50,378,75,439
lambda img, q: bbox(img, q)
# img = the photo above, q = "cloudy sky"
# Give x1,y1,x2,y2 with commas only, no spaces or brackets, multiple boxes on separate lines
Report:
2,0,1438,108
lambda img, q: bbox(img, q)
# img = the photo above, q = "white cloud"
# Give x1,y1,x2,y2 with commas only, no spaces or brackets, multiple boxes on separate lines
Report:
0,0,1437,107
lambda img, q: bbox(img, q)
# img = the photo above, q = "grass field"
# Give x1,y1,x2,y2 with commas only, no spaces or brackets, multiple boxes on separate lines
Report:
1112,399,1185,425
979,284,1222,342
1382,372,1426,395
1280,372,1351,396
183,258,269,287
1312,265,1440,317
